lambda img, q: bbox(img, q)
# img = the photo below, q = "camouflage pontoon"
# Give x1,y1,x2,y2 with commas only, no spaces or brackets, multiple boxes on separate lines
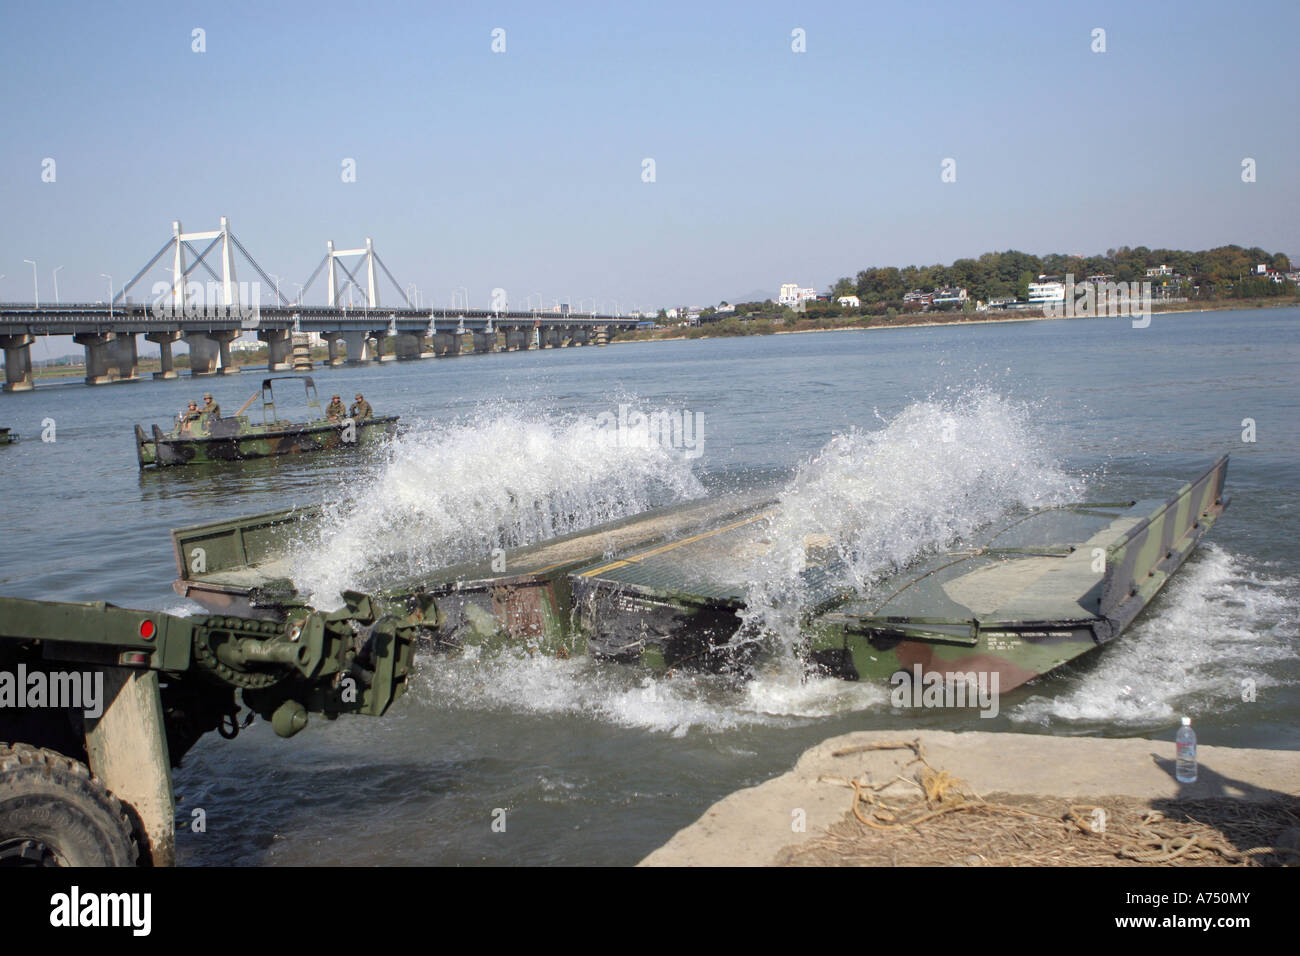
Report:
168,457,1230,692
0,426,15,445
135,375,397,468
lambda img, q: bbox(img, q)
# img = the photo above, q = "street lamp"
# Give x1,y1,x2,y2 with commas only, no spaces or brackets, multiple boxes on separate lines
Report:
52,266,63,306
101,274,113,319
268,273,282,305
23,259,38,307
293,283,304,306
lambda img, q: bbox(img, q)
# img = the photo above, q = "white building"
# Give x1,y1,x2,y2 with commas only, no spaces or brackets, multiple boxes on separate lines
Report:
779,283,818,308
1027,277,1066,304
716,302,736,314
837,295,860,308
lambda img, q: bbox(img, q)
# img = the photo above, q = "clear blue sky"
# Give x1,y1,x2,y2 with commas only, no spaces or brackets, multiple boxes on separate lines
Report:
2,0,1297,327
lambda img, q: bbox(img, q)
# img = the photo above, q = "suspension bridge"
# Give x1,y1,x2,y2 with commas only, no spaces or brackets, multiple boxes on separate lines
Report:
0,218,638,390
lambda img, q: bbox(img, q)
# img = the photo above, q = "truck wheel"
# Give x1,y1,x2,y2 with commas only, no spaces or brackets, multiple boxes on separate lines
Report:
0,743,138,867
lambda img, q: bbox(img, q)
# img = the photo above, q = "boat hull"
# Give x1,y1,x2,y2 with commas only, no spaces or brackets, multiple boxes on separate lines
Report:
137,416,397,468
164,458,1230,694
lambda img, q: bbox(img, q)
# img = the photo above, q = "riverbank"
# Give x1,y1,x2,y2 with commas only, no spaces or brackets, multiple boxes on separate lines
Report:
613,297,1297,346
640,730,1300,867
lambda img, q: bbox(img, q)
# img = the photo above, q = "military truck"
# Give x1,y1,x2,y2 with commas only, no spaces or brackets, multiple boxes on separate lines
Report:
0,589,437,866
135,375,398,468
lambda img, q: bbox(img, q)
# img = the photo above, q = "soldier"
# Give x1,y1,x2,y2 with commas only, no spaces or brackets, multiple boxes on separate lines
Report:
202,392,222,419
179,400,201,434
326,394,346,421
349,392,373,420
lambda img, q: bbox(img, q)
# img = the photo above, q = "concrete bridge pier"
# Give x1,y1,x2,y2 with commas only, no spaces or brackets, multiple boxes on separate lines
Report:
432,331,462,357
325,333,345,367
572,326,591,346
185,331,239,377
472,331,497,354
504,328,530,351
595,327,610,346
258,329,293,372
0,334,35,392
394,331,428,360
76,332,140,385
146,331,182,380
339,330,372,365
543,327,563,349
185,333,218,376
373,332,397,363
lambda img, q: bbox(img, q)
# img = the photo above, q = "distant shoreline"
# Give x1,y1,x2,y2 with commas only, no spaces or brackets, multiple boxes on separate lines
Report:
24,299,1292,379
610,298,1296,346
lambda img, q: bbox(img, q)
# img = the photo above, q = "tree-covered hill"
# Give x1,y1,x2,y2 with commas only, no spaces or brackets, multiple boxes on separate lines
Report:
831,245,1293,306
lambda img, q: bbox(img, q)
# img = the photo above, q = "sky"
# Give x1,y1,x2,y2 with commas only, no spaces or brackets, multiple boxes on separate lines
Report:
1,0,1297,358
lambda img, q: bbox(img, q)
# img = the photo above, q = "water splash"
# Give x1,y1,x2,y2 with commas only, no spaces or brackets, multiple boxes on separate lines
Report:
1010,546,1299,729
292,406,706,604
405,392,1084,734
733,391,1081,653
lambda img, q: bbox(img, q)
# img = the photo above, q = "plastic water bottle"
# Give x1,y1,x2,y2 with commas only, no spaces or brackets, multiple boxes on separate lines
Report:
1176,716,1198,783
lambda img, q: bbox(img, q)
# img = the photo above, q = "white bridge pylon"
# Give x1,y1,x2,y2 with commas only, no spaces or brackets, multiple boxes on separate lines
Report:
172,218,238,309
327,238,380,309
115,216,290,309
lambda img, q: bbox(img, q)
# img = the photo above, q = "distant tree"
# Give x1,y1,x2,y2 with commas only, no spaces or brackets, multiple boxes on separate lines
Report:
1017,270,1034,300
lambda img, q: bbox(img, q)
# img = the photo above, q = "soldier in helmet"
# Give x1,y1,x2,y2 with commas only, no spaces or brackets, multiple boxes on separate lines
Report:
202,392,222,419
326,393,346,421
179,400,201,434
349,392,373,421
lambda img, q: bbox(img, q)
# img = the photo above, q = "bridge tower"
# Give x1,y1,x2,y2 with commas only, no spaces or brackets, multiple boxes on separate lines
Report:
325,238,380,309
170,217,241,311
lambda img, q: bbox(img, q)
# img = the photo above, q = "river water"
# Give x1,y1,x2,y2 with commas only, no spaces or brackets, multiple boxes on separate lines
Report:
1,309,1296,865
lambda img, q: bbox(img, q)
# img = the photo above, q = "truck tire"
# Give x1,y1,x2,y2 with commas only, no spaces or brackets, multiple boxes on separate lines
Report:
0,742,138,867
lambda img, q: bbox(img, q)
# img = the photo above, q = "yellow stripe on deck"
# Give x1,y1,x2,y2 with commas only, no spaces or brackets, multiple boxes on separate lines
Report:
577,512,771,579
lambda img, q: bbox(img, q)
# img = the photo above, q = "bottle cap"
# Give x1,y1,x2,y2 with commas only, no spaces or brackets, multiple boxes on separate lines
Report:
1181,716,1191,725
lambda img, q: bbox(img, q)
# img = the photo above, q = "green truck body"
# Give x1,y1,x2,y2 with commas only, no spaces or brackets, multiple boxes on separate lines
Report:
0,590,435,866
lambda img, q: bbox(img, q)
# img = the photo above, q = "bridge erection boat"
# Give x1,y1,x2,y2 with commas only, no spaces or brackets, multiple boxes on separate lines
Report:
168,457,1230,693
135,376,397,468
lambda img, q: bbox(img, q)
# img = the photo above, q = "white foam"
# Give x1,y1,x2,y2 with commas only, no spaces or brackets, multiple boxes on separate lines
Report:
734,391,1081,652
292,406,706,605
397,393,1085,735
410,652,790,738
1010,545,1299,729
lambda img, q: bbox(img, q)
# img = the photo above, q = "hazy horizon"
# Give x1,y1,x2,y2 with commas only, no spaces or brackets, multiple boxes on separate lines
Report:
3,1,1297,359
